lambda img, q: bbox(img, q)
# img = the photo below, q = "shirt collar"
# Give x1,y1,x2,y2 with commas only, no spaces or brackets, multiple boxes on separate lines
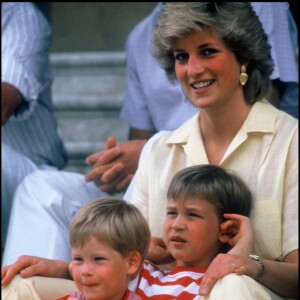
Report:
242,99,278,133
166,99,278,145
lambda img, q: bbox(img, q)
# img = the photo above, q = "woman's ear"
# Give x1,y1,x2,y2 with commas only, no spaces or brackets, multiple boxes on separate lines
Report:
239,59,250,67
126,251,142,276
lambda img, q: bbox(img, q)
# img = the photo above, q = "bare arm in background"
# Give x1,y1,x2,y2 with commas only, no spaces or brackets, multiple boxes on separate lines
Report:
1,83,23,125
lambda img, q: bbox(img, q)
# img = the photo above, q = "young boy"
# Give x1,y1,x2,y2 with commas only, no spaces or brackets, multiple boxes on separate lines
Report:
57,164,253,300
57,197,150,300
132,164,253,298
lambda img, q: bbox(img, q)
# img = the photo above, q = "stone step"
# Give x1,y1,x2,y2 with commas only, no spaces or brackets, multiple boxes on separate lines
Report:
50,51,126,109
50,52,129,173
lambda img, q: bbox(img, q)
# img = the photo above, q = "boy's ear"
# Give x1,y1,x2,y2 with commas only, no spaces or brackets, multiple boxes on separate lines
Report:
126,251,142,276
68,261,74,279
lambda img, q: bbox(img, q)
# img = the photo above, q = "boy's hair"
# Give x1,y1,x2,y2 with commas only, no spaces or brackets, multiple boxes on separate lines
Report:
152,2,274,104
70,197,150,264
167,165,252,220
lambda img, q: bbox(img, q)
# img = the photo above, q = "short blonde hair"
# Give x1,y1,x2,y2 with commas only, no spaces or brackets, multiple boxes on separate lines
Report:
70,197,150,265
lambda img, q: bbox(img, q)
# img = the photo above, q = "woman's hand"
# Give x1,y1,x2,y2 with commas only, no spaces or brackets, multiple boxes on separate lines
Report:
219,213,254,255
1,255,71,286
199,253,259,296
146,237,175,265
85,137,145,193
199,213,255,296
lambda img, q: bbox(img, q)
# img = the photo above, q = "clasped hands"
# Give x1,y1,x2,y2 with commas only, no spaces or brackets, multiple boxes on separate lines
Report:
85,136,146,193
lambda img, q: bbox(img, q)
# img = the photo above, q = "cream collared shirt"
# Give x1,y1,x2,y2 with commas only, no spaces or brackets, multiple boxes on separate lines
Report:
128,100,298,261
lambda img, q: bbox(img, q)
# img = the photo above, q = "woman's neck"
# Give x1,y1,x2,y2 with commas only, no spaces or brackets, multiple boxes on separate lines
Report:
199,101,252,164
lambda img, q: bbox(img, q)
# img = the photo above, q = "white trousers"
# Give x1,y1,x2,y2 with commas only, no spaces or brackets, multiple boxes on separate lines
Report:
2,274,285,300
1,143,38,247
2,169,105,265
1,275,77,300
203,274,284,300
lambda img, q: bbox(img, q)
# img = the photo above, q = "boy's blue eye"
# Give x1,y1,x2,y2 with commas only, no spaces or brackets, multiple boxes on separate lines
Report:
94,257,105,261
189,212,203,219
73,257,83,262
166,211,177,218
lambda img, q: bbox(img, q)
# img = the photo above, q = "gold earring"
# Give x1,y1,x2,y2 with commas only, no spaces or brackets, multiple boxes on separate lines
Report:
239,65,248,86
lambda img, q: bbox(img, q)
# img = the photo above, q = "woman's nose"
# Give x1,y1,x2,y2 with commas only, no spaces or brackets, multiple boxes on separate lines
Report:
187,55,204,77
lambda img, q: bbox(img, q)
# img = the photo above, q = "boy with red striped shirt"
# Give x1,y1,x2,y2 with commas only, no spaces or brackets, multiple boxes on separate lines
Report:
130,165,252,299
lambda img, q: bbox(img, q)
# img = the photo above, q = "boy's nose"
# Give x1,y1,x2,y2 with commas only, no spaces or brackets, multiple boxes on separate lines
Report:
81,262,94,275
171,216,185,230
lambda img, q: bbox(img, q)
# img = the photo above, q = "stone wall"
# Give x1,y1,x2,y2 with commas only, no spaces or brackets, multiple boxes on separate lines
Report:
51,51,129,174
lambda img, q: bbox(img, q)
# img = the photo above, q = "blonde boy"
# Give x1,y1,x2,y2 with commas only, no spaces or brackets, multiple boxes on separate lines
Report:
57,197,150,300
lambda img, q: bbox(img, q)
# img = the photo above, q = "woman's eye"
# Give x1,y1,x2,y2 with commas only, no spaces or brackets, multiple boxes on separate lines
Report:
174,53,189,61
202,48,217,56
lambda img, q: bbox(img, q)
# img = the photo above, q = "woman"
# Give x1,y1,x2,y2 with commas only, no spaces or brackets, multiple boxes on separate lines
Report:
2,3,298,299
128,2,298,299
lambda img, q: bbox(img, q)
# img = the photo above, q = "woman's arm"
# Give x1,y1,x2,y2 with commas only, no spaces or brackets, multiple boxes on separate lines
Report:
199,247,298,298
1,255,72,286
258,250,298,298
200,213,298,298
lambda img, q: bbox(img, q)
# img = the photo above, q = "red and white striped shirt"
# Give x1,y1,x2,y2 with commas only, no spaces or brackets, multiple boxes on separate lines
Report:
57,262,208,300
130,261,208,299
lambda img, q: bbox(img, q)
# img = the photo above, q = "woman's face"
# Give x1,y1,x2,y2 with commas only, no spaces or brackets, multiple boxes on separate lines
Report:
174,29,244,111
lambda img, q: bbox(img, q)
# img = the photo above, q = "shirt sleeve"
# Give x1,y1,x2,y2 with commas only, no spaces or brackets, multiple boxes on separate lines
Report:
282,125,298,257
251,2,298,83
2,3,53,119
120,28,155,131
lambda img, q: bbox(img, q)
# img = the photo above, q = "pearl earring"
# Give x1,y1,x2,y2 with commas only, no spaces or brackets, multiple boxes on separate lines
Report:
239,65,248,86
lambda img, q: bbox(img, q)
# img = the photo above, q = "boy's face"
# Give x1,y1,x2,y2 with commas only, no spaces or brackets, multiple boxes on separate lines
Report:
71,236,132,300
164,197,222,267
